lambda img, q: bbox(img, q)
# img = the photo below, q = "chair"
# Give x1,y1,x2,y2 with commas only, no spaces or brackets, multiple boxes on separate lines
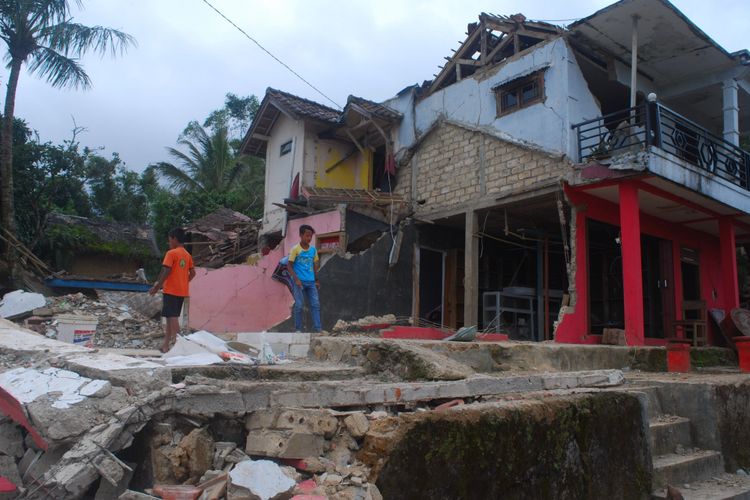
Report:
673,300,708,346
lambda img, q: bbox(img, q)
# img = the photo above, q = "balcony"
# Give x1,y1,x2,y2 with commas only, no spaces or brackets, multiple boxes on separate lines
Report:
572,103,750,195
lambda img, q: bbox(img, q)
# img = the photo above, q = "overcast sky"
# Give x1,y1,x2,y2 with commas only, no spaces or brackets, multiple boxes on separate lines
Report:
10,0,750,172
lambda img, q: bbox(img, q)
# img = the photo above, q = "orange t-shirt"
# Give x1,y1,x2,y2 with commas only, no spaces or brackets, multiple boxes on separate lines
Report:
162,247,194,297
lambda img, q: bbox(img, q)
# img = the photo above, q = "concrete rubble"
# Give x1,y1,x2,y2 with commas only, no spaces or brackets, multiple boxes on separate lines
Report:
19,292,164,350
1,297,748,499
0,310,637,499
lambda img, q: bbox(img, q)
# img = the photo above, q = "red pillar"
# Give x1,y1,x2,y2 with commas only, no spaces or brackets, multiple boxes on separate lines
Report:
719,217,739,310
619,182,644,345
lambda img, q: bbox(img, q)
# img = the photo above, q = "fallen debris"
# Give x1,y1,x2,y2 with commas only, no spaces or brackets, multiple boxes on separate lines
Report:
0,290,46,319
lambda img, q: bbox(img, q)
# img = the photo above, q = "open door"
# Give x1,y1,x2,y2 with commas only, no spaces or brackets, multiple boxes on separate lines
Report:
418,248,445,325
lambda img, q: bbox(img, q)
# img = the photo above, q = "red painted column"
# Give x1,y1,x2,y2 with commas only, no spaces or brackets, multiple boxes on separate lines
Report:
719,217,740,310
619,182,644,345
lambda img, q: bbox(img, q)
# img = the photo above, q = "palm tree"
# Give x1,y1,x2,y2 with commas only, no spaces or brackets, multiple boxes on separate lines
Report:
0,0,135,264
152,121,259,194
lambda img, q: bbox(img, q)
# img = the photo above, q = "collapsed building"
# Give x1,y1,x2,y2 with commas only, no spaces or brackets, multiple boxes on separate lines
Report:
4,1,750,499
193,0,750,348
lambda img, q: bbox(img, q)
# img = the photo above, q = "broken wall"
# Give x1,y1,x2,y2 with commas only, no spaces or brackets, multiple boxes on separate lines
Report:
410,37,600,158
189,210,342,333
368,392,651,499
273,223,415,331
397,121,572,218
306,122,372,190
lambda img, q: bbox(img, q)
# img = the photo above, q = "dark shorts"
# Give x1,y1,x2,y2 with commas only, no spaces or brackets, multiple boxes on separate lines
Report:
162,294,185,318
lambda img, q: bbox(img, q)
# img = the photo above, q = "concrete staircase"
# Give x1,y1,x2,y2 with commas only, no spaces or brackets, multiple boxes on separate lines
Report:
639,387,750,499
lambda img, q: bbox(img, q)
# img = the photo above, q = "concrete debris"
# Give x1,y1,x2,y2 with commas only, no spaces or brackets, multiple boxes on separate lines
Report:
343,413,370,438
332,314,397,332
19,292,165,350
0,419,25,458
228,459,295,500
0,367,110,409
164,332,259,366
0,290,46,319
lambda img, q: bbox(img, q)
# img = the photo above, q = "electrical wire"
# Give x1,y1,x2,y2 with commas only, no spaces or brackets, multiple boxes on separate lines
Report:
200,0,343,109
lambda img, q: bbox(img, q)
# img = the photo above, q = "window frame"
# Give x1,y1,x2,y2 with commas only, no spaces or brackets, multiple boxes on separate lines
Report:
494,71,546,117
279,139,293,157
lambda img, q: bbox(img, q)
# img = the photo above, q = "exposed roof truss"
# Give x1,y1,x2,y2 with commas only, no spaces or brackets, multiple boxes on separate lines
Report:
427,13,564,95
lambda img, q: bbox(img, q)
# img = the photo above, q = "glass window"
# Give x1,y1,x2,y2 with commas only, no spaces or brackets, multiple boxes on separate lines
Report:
280,140,292,156
495,71,545,116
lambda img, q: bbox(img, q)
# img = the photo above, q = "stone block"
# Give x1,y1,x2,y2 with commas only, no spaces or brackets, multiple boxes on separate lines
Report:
246,409,338,438
343,413,369,439
0,420,24,458
602,328,627,346
245,430,326,459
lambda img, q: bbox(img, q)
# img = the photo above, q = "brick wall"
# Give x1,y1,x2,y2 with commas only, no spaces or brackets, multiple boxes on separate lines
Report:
396,121,572,216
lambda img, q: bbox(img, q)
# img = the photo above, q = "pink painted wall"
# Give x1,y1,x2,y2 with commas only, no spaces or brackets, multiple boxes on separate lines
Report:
189,210,342,333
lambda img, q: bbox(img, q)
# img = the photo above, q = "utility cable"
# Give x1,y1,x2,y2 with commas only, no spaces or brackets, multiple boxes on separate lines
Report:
200,0,343,109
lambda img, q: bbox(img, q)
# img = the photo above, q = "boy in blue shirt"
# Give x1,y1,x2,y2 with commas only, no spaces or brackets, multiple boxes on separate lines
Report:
287,224,321,332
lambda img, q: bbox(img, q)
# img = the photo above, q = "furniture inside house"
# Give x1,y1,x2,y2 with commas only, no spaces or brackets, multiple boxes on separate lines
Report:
673,300,708,346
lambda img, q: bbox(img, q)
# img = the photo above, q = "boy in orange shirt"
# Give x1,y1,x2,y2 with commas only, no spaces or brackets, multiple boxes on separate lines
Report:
149,228,195,352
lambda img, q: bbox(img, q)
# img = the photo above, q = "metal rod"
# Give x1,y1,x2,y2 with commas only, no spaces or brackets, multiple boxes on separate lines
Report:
630,15,639,110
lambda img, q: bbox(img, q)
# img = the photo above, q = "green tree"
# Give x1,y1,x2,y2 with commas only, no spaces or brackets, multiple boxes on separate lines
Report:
204,92,260,143
0,0,135,265
13,120,91,247
148,189,242,249
152,121,255,194
87,152,151,224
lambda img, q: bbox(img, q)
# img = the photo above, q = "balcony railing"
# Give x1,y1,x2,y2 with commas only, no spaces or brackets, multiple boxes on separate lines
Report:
572,102,750,191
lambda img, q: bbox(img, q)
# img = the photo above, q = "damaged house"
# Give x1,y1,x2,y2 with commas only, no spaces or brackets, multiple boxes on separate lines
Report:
192,0,750,348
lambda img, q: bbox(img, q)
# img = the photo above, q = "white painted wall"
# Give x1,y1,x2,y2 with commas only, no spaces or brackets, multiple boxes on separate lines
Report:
262,114,304,235
402,38,601,159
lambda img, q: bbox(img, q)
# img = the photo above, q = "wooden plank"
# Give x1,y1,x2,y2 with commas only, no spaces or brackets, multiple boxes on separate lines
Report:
485,34,514,64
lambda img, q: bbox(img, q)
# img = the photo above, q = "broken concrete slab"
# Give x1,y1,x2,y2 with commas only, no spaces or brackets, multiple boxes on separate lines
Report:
0,290,46,319
175,370,624,415
229,459,296,500
62,353,171,392
310,335,676,374
0,367,104,409
245,430,327,459
0,319,89,358
310,336,475,380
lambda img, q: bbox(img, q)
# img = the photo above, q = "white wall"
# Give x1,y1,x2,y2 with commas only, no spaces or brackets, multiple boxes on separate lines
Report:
405,38,601,159
262,113,304,235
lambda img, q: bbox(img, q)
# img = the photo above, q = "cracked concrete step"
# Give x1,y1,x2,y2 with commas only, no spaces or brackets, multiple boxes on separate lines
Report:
628,385,664,419
257,362,365,381
653,450,724,489
650,416,692,456
651,473,750,500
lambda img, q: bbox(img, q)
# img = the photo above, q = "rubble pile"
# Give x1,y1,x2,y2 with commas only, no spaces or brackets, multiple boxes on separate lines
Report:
331,314,399,334
184,208,261,269
135,407,384,500
20,292,164,350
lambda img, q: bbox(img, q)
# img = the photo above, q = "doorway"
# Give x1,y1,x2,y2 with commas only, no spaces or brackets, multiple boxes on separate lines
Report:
588,220,624,334
641,235,674,338
418,248,445,325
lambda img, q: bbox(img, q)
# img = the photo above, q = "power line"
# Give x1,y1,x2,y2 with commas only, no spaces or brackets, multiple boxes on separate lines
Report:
200,0,342,109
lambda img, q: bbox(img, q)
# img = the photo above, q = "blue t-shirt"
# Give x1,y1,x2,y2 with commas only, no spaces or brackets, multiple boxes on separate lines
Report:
289,244,318,282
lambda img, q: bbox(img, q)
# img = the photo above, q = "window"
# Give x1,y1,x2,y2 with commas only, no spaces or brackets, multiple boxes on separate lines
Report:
280,140,293,156
494,71,545,116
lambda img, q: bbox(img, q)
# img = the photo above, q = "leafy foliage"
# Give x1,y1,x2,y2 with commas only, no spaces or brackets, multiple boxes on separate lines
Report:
148,189,243,248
